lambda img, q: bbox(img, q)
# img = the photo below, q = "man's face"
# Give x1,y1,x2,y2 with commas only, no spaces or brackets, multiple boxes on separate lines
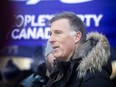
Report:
49,18,78,61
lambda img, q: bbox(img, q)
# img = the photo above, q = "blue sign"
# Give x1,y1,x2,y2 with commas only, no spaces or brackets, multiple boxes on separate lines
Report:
8,0,116,47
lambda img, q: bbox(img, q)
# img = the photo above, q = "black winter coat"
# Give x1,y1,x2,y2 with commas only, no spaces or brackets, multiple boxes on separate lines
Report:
45,32,113,87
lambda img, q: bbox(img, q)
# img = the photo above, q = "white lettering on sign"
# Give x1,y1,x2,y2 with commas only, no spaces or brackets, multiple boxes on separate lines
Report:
11,14,103,40
77,14,103,27
13,14,54,27
11,27,50,40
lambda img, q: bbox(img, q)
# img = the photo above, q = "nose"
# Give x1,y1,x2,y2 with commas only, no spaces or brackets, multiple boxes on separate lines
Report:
49,34,56,44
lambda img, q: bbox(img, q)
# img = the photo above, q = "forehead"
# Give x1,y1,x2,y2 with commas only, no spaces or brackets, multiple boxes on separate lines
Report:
50,18,71,31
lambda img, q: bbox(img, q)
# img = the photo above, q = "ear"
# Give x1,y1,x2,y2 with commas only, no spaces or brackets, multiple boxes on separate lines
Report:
74,31,82,44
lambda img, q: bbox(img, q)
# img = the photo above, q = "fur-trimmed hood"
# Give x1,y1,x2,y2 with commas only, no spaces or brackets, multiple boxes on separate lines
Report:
72,32,111,78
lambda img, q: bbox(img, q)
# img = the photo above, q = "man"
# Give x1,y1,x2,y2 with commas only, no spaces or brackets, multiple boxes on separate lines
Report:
46,11,113,87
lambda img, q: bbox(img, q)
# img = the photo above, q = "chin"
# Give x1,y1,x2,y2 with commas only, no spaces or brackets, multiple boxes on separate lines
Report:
54,55,60,59
53,51,62,58
54,54,60,59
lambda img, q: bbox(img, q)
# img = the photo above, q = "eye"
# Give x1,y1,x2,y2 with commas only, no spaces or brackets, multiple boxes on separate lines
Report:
55,30,62,35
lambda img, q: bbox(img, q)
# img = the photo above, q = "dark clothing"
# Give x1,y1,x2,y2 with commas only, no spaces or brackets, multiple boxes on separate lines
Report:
45,59,82,87
20,63,49,87
45,59,113,87
45,32,113,87
20,32,113,87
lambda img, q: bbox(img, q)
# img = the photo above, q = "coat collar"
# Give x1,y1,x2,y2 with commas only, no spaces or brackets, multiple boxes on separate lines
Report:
72,32,111,78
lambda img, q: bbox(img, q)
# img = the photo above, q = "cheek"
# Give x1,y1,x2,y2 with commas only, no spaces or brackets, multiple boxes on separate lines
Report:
58,38,67,51
62,36,74,46
63,37,75,51
56,35,75,53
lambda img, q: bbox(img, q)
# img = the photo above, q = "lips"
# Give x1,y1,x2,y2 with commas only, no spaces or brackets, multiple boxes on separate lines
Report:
52,46,59,50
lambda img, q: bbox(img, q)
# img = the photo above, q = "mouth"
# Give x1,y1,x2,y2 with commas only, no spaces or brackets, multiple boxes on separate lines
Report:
52,46,59,50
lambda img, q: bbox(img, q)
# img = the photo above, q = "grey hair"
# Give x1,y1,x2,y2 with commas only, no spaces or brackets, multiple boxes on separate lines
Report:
49,11,86,43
